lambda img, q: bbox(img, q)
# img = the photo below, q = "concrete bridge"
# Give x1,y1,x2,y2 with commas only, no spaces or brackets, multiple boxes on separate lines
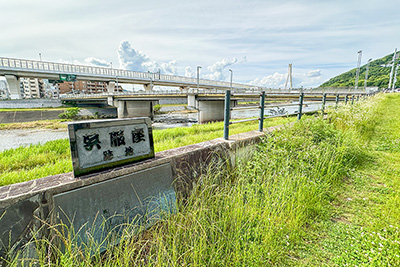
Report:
0,57,369,123
0,57,263,98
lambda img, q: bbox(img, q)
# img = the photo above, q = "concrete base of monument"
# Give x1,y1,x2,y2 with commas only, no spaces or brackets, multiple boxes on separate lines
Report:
0,125,284,260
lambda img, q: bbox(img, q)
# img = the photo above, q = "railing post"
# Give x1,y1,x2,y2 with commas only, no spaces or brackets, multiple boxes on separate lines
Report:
297,92,304,120
223,90,231,140
322,93,327,114
351,95,355,105
335,94,340,109
345,95,349,105
259,91,265,132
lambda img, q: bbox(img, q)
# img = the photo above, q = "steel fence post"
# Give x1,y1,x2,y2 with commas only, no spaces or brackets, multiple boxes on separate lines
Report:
335,94,340,109
297,92,304,120
259,91,265,132
223,90,231,140
322,93,327,114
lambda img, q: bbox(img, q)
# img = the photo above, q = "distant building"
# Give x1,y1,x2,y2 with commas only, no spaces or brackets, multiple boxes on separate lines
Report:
21,78,44,99
58,81,123,94
43,80,59,99
0,80,7,99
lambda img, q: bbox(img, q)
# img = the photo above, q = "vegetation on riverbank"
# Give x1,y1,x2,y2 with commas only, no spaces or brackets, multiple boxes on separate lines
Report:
0,115,295,186
320,52,396,88
5,93,399,266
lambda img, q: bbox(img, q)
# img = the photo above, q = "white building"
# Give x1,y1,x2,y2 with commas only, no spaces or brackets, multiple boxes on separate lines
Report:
0,80,7,99
20,78,44,99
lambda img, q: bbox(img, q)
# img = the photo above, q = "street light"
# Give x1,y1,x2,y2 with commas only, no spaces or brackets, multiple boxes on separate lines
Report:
388,48,397,90
354,50,362,90
39,53,42,61
229,69,233,90
197,66,201,92
364,58,372,92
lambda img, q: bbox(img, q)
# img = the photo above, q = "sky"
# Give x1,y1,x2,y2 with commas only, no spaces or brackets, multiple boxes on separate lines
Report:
1,0,400,88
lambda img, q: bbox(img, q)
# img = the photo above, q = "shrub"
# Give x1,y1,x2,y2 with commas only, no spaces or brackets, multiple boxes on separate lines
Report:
58,107,80,120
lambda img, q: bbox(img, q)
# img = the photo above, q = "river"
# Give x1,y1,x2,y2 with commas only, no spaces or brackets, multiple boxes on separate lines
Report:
0,102,326,151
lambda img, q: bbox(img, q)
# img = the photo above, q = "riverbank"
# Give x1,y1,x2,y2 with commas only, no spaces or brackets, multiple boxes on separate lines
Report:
3,94,395,266
292,93,400,266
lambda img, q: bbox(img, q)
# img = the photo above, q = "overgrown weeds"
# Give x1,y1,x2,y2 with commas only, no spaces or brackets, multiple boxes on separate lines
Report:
4,94,385,266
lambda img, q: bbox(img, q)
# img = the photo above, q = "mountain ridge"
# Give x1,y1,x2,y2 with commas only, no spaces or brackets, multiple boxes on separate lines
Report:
320,53,398,89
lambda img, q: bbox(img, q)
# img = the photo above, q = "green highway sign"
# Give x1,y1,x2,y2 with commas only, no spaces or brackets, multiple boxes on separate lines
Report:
48,79,63,84
59,74,77,82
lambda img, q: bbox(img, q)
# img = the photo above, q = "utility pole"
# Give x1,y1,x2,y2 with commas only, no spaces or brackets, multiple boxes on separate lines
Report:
354,50,362,90
284,63,293,91
393,62,400,90
388,48,397,90
364,58,372,92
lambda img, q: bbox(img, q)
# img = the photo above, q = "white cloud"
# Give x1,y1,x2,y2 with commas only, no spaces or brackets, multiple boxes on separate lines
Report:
203,58,240,80
84,57,110,67
185,66,194,77
250,69,323,88
118,41,177,75
307,69,321,78
250,72,287,88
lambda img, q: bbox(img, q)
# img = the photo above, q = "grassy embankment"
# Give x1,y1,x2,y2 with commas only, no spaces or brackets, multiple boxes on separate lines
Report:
291,93,400,266
0,115,295,186
5,94,399,266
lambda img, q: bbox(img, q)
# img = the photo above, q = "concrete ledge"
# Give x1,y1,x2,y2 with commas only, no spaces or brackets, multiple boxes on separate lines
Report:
0,125,284,258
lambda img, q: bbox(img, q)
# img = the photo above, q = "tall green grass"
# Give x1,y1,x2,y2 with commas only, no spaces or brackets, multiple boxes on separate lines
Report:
4,95,383,266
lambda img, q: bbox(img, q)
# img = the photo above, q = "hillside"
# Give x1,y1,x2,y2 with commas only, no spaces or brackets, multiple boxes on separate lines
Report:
320,53,398,88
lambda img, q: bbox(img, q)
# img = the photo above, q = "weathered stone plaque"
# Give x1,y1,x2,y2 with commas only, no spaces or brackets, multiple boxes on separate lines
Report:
68,117,154,176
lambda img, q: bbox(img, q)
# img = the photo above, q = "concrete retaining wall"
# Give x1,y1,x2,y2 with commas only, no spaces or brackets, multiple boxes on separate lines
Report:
0,126,283,260
0,99,63,108
159,98,187,105
0,110,65,123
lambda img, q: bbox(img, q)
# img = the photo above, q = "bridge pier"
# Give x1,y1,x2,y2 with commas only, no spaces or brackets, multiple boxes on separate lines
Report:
107,81,116,94
187,94,197,109
116,100,154,120
143,84,153,91
107,96,114,106
198,100,236,124
4,75,22,99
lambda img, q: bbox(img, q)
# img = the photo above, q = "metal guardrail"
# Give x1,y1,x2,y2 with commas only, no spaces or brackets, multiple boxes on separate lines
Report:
223,91,376,140
0,57,262,91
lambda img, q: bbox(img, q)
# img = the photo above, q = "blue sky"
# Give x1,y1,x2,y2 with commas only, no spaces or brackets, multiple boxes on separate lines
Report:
2,0,400,88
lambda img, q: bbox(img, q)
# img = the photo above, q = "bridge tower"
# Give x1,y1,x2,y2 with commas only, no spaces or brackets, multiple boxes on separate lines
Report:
284,64,293,91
